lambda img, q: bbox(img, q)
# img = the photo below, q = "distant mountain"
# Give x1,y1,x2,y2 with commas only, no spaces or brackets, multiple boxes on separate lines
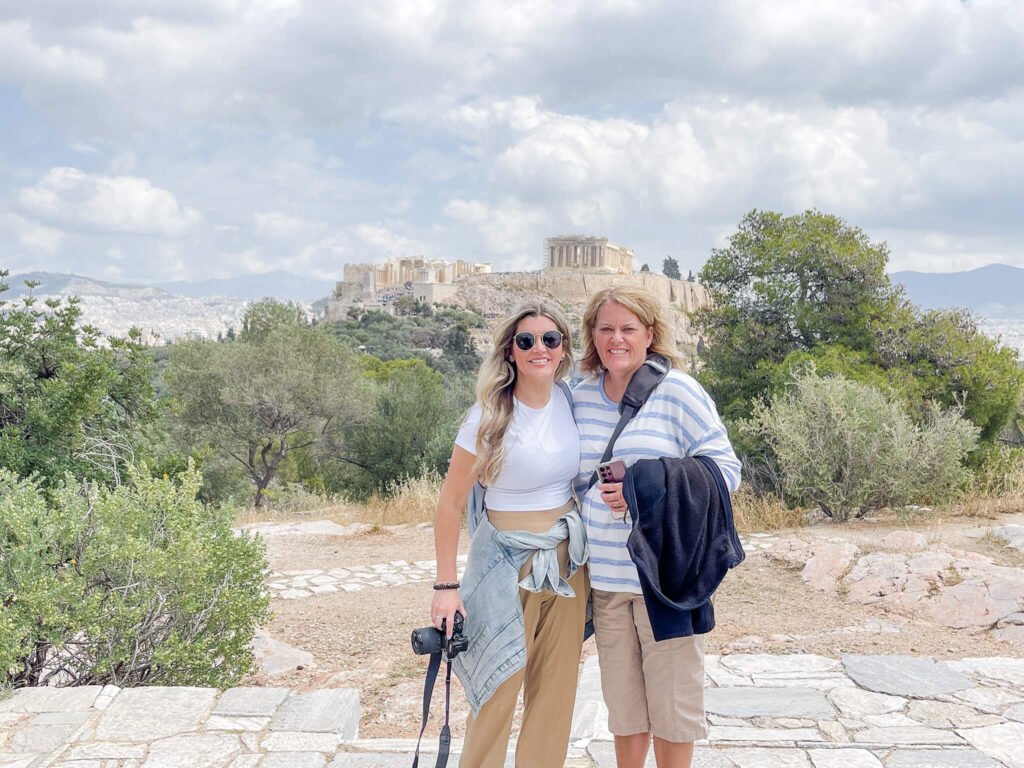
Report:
156,271,335,302
2,271,335,303
891,263,1024,316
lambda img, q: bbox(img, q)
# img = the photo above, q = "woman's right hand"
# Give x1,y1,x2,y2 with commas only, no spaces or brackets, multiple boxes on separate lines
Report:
430,589,467,638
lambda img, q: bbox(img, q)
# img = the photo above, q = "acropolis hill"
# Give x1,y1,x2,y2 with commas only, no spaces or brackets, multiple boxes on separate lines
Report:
325,236,712,352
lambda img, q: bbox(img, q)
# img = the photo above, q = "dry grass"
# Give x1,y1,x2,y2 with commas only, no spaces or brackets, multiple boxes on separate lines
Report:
730,488,805,533
358,470,444,529
938,492,1024,520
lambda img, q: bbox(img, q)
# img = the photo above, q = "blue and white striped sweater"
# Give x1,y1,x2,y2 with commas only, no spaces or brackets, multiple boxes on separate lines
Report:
573,369,741,593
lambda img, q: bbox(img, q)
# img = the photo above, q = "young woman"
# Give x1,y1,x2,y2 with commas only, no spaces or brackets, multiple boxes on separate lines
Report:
430,302,588,768
574,285,741,768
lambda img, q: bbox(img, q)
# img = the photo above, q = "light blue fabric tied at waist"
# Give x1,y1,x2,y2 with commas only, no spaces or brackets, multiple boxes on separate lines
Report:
493,510,589,598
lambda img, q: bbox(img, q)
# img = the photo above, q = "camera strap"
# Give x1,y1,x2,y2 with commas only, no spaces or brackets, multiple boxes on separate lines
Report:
411,650,453,768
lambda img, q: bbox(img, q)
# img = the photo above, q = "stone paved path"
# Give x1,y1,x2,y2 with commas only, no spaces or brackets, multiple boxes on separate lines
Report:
4,652,1023,767
264,535,779,600
10,520,1022,766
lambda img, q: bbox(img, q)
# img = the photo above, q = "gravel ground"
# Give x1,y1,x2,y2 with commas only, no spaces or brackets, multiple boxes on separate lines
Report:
245,510,1024,739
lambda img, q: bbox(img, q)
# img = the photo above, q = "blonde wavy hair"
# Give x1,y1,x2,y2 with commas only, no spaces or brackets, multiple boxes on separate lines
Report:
473,302,573,484
580,285,683,376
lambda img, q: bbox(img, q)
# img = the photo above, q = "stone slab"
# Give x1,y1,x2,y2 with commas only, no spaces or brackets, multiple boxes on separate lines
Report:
956,721,1024,768
269,690,359,738
328,756,415,768
705,687,834,719
807,749,882,767
828,687,907,718
63,743,148,760
0,686,103,713
842,656,971,697
720,747,812,766
949,657,1024,688
886,748,1003,767
213,687,290,717
261,732,341,752
851,726,964,745
93,687,217,742
141,733,241,768
720,654,842,677
709,726,823,743
260,754,327,768
206,715,271,732
587,741,735,767
0,756,41,768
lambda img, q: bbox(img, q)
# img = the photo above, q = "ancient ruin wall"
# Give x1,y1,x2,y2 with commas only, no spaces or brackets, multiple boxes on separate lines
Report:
452,270,711,353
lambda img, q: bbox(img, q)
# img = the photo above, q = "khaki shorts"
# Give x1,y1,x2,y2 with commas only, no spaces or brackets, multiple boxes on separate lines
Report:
591,589,708,743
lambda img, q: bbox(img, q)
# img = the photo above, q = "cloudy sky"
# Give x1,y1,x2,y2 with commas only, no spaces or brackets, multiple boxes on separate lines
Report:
2,1,1023,284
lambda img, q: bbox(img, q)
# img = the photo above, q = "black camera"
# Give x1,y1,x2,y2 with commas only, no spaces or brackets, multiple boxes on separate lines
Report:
411,612,468,659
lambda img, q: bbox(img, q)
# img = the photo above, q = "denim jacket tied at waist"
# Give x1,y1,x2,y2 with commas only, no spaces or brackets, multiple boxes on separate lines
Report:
451,508,588,714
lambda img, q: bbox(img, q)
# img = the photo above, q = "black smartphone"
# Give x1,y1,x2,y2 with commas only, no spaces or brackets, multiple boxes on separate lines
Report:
597,459,626,484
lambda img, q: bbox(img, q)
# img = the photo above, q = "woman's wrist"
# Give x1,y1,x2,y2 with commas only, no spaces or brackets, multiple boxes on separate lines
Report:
432,581,461,591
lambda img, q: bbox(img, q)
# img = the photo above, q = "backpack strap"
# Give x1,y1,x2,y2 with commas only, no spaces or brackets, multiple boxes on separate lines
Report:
467,379,576,537
588,353,671,489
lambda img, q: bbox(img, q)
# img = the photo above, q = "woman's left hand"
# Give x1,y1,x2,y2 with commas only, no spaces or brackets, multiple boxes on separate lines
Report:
598,481,629,519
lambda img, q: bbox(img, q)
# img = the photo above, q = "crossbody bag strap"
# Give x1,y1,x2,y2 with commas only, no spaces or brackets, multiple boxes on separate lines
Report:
587,354,670,490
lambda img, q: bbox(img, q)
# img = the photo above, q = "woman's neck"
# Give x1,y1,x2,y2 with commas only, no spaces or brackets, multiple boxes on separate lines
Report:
514,377,552,408
602,370,630,403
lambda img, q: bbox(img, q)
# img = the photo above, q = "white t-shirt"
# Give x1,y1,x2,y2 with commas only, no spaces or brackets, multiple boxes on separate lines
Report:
456,386,580,511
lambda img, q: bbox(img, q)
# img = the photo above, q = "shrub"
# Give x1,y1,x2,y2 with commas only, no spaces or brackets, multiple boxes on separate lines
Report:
0,466,269,688
742,369,979,521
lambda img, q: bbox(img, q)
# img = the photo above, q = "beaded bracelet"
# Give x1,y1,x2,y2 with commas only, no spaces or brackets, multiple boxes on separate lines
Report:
432,581,461,590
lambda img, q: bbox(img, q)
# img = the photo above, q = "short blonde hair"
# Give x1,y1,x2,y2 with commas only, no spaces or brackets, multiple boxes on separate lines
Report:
580,285,683,376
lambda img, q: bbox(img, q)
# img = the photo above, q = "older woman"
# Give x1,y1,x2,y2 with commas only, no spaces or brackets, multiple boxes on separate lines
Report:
430,301,588,768
574,285,741,768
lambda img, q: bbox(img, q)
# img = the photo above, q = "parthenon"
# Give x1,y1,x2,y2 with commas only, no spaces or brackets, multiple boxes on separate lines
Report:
545,236,634,273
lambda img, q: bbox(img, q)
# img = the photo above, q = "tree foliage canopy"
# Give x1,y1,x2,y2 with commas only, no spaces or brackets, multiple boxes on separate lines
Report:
0,272,155,486
693,211,1023,440
163,322,368,507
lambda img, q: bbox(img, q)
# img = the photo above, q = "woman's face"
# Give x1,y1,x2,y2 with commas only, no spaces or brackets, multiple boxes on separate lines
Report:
510,314,565,386
593,301,653,380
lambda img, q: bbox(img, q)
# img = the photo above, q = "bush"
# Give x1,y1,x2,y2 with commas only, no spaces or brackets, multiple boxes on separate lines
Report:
0,466,269,688
742,369,980,521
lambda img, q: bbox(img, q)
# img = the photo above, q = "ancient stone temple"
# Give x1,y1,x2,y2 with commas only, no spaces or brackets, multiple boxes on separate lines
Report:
545,236,634,274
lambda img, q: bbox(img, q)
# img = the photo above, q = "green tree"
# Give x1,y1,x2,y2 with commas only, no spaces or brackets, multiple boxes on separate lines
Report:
639,263,650,273
163,325,367,507
662,256,681,280
693,210,1023,442
240,298,308,340
0,466,268,688
692,210,903,421
341,359,452,494
0,272,155,486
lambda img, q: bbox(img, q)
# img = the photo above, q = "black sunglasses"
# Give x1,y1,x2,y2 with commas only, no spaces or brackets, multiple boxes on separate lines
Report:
514,330,564,351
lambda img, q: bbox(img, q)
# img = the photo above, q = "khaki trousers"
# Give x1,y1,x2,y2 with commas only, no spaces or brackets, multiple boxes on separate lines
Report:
459,507,589,768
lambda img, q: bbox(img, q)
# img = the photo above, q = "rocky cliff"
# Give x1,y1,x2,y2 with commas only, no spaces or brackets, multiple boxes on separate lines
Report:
450,269,711,355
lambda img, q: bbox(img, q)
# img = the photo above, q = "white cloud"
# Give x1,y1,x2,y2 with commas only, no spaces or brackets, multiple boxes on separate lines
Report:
3,1,1024,281
354,224,428,259
17,168,201,237
254,211,319,238
444,198,548,268
2,213,64,254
